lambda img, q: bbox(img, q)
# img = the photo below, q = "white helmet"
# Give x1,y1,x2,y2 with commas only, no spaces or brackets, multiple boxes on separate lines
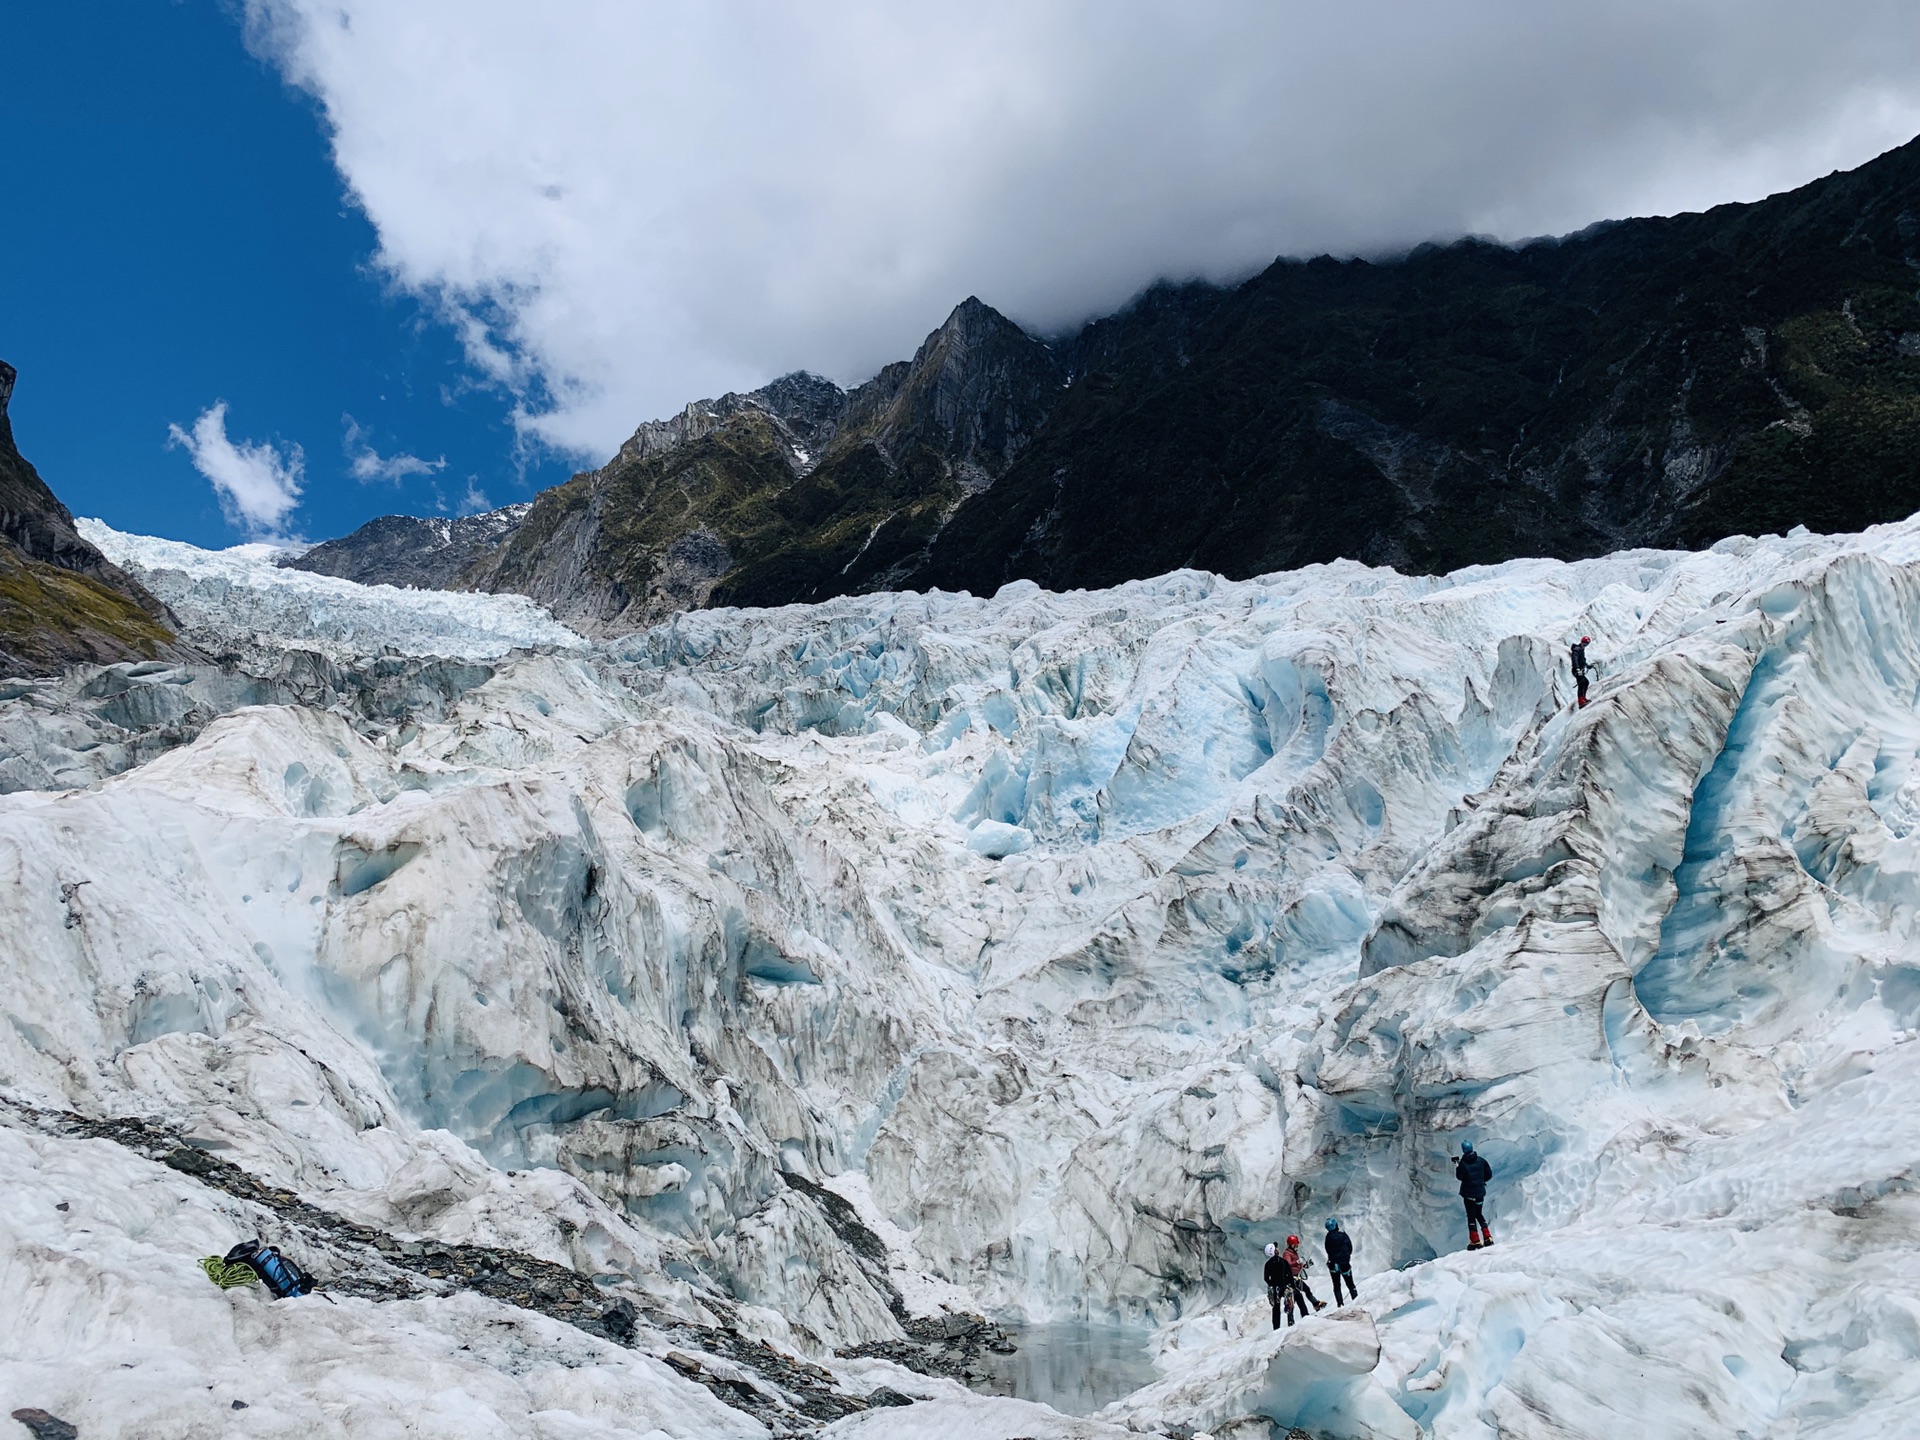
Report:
1264,1242,1277,1258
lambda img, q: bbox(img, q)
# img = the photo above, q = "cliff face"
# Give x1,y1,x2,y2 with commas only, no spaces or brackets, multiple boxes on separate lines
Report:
302,133,1920,627
0,362,180,674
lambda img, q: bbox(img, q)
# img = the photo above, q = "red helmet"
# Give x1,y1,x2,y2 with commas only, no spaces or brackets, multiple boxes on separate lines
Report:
1580,636,1591,644
1286,1235,1299,1246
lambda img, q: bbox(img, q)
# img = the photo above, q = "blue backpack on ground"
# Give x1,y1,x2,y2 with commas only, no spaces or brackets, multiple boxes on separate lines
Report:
225,1240,317,1299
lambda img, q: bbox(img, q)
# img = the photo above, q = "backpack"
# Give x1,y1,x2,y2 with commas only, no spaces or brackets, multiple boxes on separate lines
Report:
226,1240,317,1299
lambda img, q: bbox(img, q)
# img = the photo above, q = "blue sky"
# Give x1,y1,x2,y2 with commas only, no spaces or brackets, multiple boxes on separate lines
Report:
0,3,574,548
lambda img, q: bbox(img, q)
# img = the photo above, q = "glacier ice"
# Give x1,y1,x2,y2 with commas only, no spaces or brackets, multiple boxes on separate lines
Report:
9,514,1920,1434
78,518,588,660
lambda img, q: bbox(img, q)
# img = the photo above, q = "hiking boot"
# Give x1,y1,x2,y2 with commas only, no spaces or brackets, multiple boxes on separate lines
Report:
1467,1239,1483,1251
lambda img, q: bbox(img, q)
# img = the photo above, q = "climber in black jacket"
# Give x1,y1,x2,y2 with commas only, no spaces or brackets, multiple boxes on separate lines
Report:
1263,1242,1291,1330
1456,1141,1495,1249
1323,1218,1357,1305
1570,636,1593,709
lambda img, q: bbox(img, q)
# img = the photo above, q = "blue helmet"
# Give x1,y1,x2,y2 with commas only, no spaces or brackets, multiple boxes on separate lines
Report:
1325,1217,1340,1231
1461,1140,1475,1152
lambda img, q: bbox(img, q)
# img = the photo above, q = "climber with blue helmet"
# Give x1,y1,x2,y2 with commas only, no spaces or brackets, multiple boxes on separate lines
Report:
1323,1217,1357,1305
1455,1141,1495,1249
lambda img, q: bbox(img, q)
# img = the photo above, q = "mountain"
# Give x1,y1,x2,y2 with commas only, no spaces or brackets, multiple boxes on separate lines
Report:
287,503,533,589
299,133,1920,627
294,294,1192,630
0,360,181,673
295,299,1071,633
923,136,1920,591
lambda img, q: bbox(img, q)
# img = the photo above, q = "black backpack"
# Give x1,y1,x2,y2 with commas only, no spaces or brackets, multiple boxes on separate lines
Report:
226,1240,317,1299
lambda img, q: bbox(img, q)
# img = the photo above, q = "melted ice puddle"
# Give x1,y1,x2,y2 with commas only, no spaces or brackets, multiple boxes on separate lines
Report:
966,1322,1158,1416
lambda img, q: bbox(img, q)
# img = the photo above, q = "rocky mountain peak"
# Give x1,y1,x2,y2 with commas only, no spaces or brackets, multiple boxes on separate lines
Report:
603,369,852,476
0,361,181,673
0,358,18,452
1,360,111,574
850,296,1065,487
288,503,538,590
753,370,848,429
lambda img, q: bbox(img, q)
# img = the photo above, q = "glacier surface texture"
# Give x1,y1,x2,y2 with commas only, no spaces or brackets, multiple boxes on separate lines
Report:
7,516,1920,1437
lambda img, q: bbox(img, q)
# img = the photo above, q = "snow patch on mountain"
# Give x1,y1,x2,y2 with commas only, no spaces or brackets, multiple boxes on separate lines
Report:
10,513,1920,1434
79,518,587,660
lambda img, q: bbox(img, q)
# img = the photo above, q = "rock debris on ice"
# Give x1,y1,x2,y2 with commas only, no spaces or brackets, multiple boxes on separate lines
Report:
10,514,1920,1435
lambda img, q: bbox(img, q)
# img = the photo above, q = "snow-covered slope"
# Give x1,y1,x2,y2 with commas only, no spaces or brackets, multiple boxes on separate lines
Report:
9,515,1920,1436
79,518,587,660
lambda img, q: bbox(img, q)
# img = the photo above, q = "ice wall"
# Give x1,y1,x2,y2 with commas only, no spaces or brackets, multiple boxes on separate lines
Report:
10,515,1920,1436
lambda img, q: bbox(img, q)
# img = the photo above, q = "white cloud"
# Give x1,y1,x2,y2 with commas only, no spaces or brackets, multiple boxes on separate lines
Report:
247,1,1920,460
458,478,492,515
343,414,446,483
167,402,305,538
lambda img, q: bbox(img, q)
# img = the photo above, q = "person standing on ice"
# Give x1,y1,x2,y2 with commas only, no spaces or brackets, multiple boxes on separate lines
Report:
1281,1234,1326,1323
1323,1218,1357,1304
1263,1242,1291,1329
1455,1141,1495,1249
1570,635,1593,708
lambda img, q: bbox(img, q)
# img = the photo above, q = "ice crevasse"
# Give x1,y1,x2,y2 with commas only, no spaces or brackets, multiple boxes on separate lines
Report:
5,515,1920,1436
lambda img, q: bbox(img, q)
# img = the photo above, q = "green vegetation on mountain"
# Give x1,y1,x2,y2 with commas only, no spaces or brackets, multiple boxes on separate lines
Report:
0,545,177,674
0,361,179,674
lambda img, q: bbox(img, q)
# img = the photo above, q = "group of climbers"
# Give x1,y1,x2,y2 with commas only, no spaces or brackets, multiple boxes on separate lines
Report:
1262,1222,1351,1328
1248,628,1590,1331
1262,1141,1496,1329
1263,1236,1324,1327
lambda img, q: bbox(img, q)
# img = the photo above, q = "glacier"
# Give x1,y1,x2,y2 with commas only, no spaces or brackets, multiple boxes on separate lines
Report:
7,514,1920,1436
78,519,589,661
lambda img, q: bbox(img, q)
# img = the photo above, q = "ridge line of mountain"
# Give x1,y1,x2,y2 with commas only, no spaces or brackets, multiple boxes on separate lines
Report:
276,130,1920,634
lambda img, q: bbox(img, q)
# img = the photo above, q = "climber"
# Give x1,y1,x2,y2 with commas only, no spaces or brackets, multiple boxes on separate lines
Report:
1263,1242,1290,1329
1570,636,1593,708
1455,1142,1495,1250
1323,1217,1357,1305
1281,1234,1326,1323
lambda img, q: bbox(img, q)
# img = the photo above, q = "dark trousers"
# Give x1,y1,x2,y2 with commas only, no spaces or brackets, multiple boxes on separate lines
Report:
1329,1264,1357,1304
1464,1197,1488,1233
1269,1286,1285,1330
1575,672,1589,705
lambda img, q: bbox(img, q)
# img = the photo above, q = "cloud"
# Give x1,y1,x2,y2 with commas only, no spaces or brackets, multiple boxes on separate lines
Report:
167,402,304,537
343,414,446,483
458,478,492,515
247,1,1920,459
